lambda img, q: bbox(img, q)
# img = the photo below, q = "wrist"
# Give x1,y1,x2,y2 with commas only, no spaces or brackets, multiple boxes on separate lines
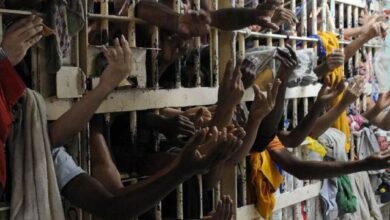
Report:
96,81,115,96
172,157,195,179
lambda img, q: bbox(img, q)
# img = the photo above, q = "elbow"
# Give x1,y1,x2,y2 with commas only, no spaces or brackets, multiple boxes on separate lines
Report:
100,198,137,220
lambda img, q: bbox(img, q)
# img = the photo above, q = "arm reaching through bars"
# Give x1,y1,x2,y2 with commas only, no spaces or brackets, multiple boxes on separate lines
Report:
50,35,132,147
229,80,280,164
278,81,345,148
252,46,298,152
62,127,239,219
362,91,390,130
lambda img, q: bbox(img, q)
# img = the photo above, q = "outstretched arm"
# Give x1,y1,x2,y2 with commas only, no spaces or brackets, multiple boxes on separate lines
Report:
278,83,344,148
229,80,280,164
63,128,235,219
310,77,364,139
363,91,390,130
253,46,298,151
269,148,390,180
50,36,132,147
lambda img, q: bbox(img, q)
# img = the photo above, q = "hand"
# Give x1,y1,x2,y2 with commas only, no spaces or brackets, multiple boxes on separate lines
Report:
271,7,299,26
241,56,260,89
374,91,390,111
207,196,233,220
255,0,283,31
326,49,344,71
160,34,190,63
160,115,196,141
359,13,388,26
341,76,365,105
176,127,241,175
274,45,298,81
315,81,345,107
250,79,281,119
100,35,132,90
364,149,390,170
218,60,245,109
364,22,388,39
186,107,213,128
177,10,211,37
1,15,43,65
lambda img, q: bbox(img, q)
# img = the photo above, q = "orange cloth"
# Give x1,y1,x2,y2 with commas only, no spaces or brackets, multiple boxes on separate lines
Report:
251,137,284,219
318,32,351,152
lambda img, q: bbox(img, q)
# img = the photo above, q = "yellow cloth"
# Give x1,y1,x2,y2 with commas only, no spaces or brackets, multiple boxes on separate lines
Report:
251,137,284,219
305,137,327,158
318,32,351,152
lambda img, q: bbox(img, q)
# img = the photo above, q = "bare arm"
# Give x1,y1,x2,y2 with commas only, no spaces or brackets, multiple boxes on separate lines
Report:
229,80,280,164
310,77,364,139
50,37,132,147
362,91,390,130
253,46,298,151
63,162,191,219
278,101,324,148
136,0,210,37
269,148,390,180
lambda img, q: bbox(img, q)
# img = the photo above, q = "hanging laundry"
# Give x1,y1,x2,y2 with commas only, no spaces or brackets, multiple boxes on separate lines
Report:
251,137,284,219
340,172,383,220
5,0,85,73
336,175,357,215
318,32,352,153
8,89,65,220
0,58,26,193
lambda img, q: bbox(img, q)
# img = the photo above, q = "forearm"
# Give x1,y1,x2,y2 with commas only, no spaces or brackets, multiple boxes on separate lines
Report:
344,34,371,61
309,103,347,139
270,149,368,180
314,62,331,79
281,102,324,148
108,161,191,219
362,105,383,122
211,8,258,31
367,111,390,130
136,0,179,33
257,81,287,137
344,27,364,38
229,115,263,164
289,160,367,180
50,84,112,147
160,108,183,118
209,104,235,129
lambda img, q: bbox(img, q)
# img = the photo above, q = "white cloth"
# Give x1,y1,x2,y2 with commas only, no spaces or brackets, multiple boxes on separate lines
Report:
52,147,85,191
340,172,383,220
318,128,348,220
8,89,65,220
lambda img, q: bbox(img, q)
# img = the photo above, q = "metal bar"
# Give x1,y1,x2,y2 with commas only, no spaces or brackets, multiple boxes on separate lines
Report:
194,0,202,87
174,0,182,88
88,13,146,23
210,0,219,87
0,8,44,16
301,0,308,48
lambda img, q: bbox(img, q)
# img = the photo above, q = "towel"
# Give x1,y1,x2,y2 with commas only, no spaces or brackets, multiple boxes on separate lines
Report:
251,137,284,219
318,32,351,153
8,89,65,220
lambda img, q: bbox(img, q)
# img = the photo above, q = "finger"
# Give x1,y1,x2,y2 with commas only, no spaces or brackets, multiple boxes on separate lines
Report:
25,34,42,48
19,25,43,42
110,47,118,60
186,129,207,151
102,46,113,60
198,10,212,24
271,78,281,101
286,45,298,62
178,128,196,136
14,16,43,37
114,37,124,61
120,35,131,62
224,60,234,81
7,15,35,33
233,59,244,82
